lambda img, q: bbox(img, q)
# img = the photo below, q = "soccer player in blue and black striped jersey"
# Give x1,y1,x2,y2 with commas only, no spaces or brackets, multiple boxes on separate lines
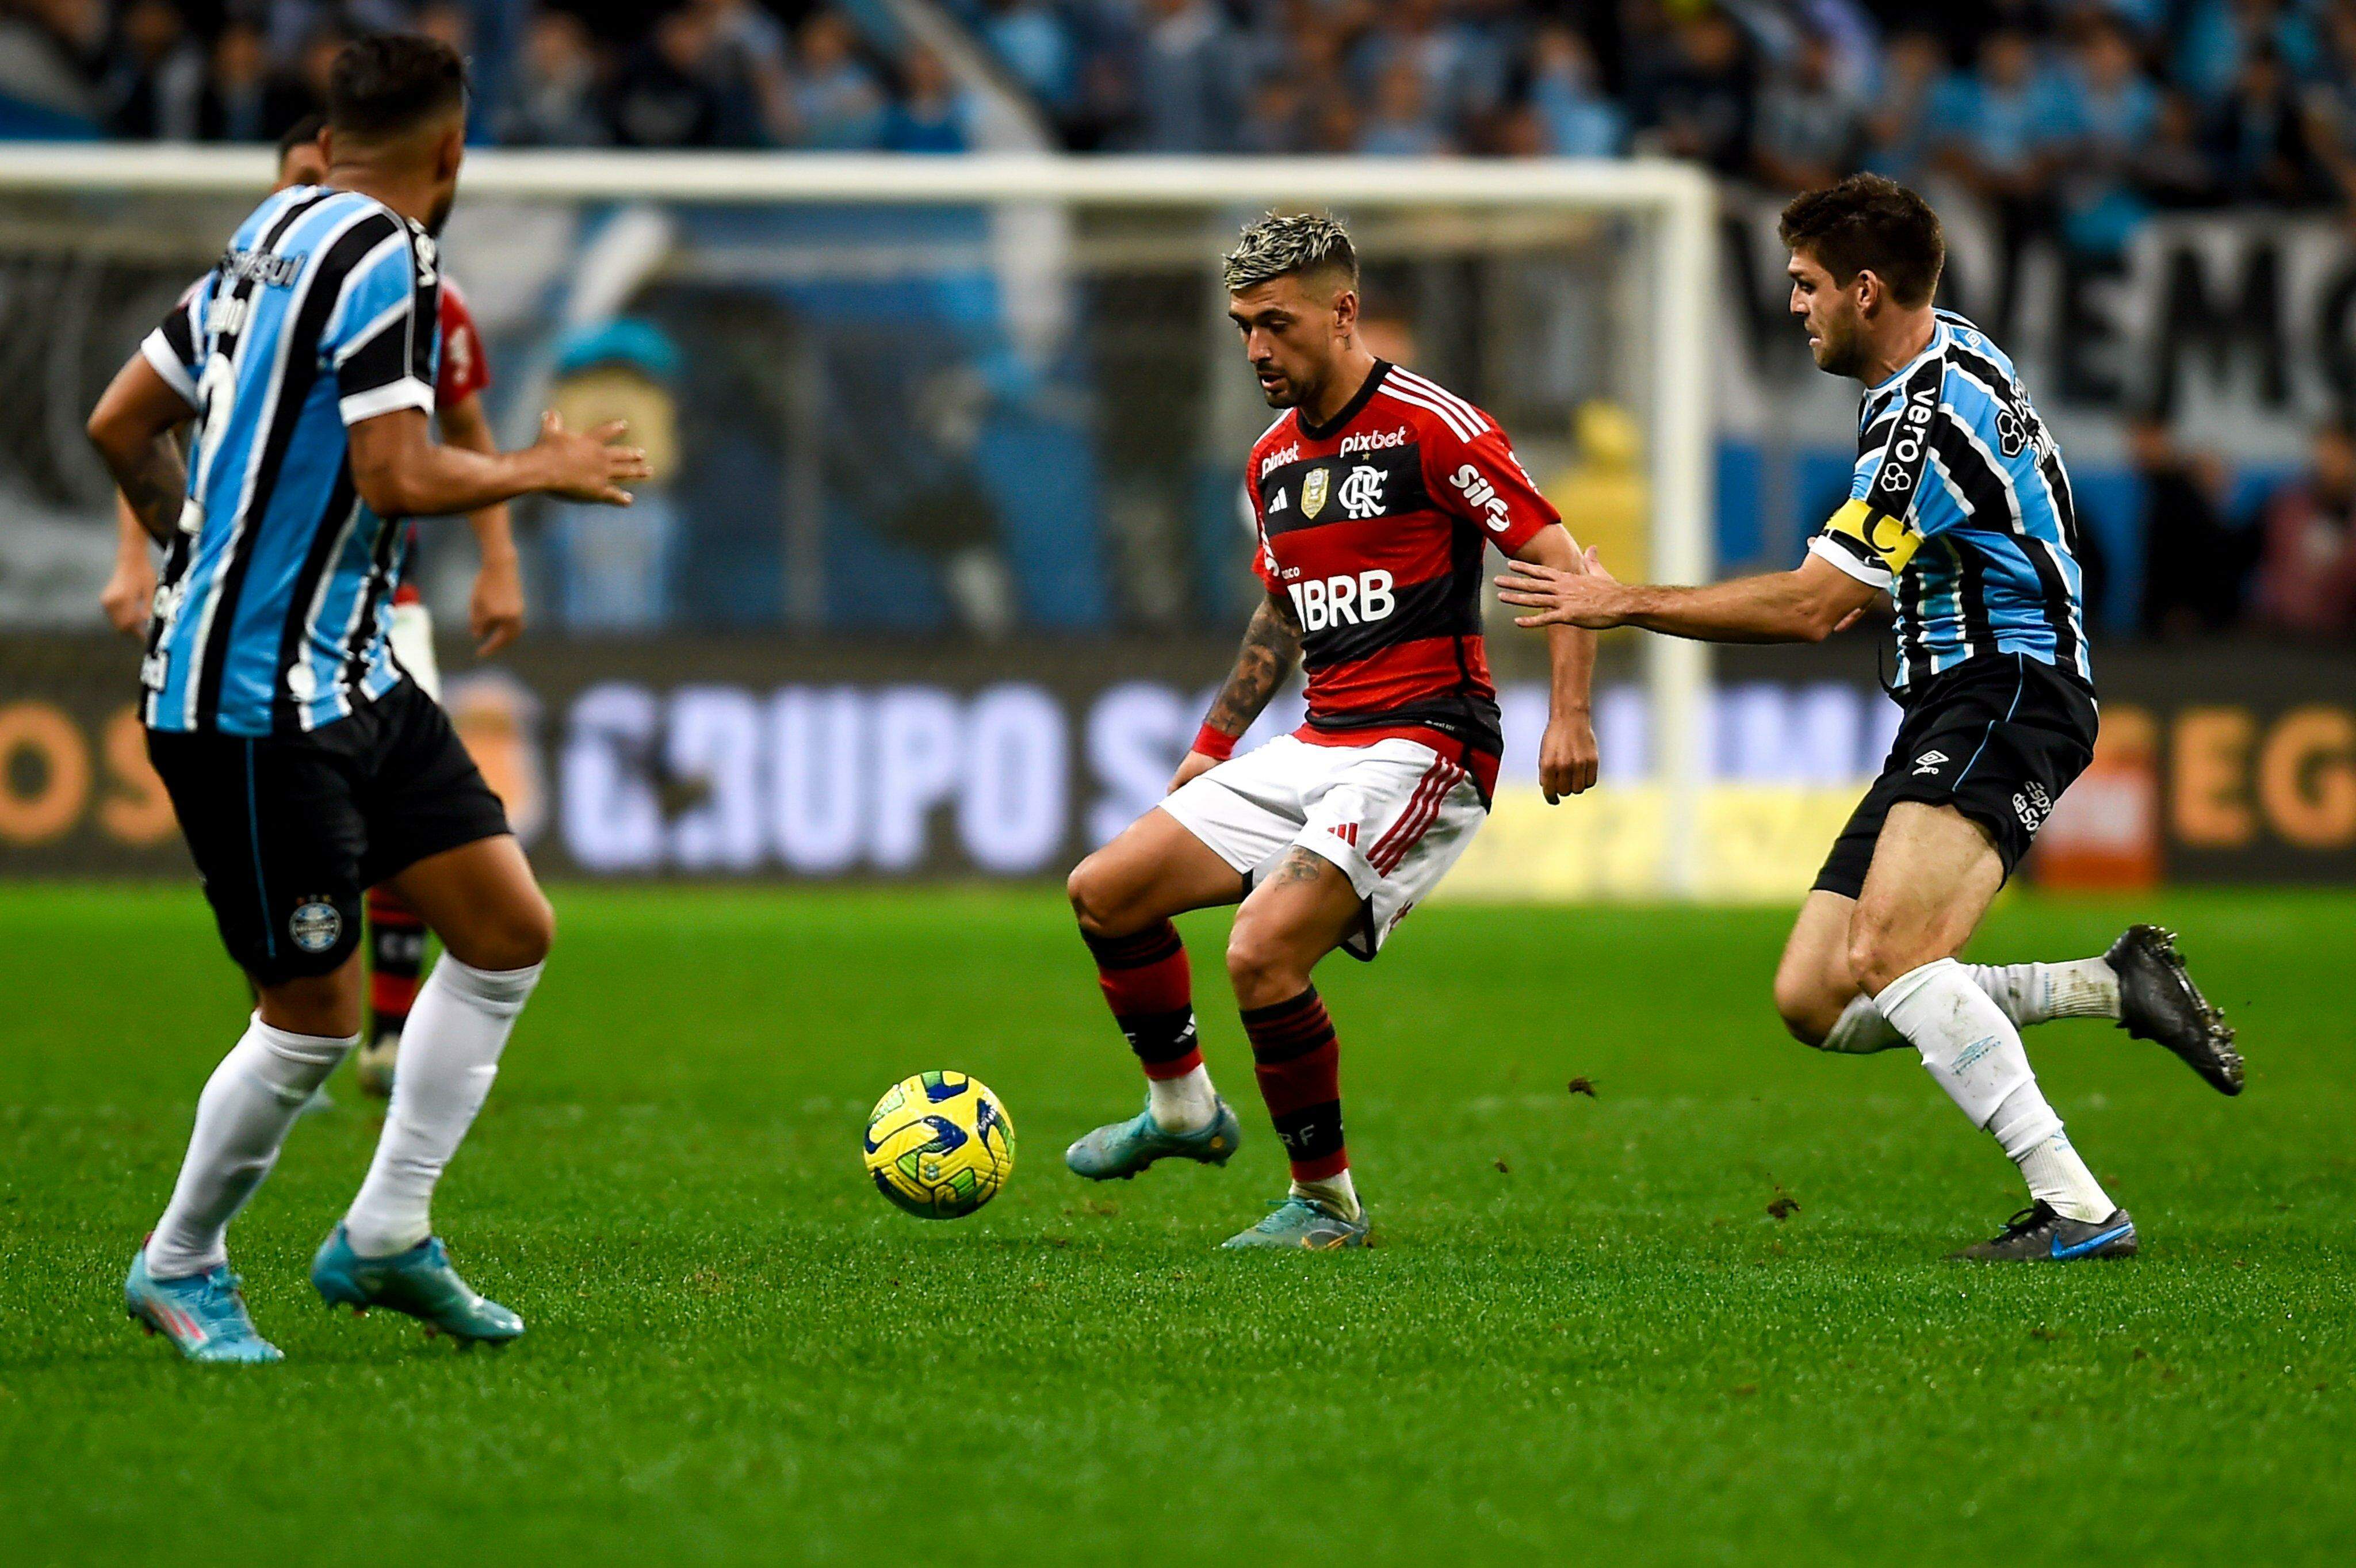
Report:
1498,175,2242,1263
87,35,647,1362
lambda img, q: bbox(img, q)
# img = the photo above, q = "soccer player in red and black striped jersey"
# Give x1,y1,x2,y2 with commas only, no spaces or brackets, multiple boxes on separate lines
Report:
1063,213,1601,1249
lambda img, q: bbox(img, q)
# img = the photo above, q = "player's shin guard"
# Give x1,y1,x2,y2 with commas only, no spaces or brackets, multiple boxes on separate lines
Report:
1084,921,1199,1074
1241,986,1356,1216
147,1015,356,1279
1876,958,2113,1221
366,888,430,1038
1084,921,1219,1131
343,957,542,1258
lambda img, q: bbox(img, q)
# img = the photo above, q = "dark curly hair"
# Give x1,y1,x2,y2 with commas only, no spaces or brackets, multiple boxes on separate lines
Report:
1778,174,1944,308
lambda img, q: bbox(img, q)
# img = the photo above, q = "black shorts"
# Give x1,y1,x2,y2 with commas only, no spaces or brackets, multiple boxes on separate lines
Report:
1814,653,2097,901
147,679,511,984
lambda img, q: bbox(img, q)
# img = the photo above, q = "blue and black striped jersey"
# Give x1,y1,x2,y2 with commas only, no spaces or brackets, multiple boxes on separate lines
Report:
137,185,441,737
1808,309,2090,693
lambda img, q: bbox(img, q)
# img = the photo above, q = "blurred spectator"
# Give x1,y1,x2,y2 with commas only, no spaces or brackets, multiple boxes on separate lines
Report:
2134,89,2224,208
2254,418,2356,640
2303,0,2356,205
1128,0,1244,152
196,18,311,143
1936,29,2072,330
1633,6,1756,176
701,0,797,145
1526,24,1623,158
610,6,733,149
498,7,609,147
1861,29,1946,183
2128,414,2252,638
882,47,972,154
792,9,887,148
1358,57,1448,155
980,0,1077,115
102,0,203,141
2206,45,2332,206
1752,29,1866,192
2056,16,2162,255
2173,0,2319,106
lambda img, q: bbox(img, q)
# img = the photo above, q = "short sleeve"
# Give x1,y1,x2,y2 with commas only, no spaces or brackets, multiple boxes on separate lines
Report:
435,277,490,410
1245,465,1279,594
138,277,209,411
1425,419,1559,554
322,215,439,426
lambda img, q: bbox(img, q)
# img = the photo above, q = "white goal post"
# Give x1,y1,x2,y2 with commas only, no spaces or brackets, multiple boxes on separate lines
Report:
2,147,1717,894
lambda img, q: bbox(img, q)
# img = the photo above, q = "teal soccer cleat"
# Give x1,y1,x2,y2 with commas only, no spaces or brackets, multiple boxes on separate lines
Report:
311,1225,524,1346
1065,1097,1243,1181
125,1244,283,1364
1220,1195,1369,1250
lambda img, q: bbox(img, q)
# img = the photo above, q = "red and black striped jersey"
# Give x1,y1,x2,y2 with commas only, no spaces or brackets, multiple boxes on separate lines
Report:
1247,360,1558,798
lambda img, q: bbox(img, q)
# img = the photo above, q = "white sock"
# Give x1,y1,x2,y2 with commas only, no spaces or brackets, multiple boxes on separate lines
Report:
1967,958,2120,1026
1819,994,1907,1054
146,1015,355,1279
343,957,541,1258
1991,1081,2115,1222
1876,957,2114,1220
1148,1063,1218,1134
1811,954,2121,1056
1292,1168,1360,1223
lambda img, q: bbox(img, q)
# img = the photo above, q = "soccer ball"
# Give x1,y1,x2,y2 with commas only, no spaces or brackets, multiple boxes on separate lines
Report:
862,1071,1016,1219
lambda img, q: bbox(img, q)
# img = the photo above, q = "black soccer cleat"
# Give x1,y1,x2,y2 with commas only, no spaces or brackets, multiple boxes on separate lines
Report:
2108,925,2242,1096
1949,1203,2139,1262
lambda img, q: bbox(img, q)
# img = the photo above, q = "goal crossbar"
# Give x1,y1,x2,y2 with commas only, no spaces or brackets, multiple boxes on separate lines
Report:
0,146,1716,894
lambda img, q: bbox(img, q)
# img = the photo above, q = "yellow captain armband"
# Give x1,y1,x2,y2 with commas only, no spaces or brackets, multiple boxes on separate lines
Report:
1823,497,1922,575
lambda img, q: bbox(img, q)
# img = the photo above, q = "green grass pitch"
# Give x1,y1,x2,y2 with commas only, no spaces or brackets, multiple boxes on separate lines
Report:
1,882,2349,1565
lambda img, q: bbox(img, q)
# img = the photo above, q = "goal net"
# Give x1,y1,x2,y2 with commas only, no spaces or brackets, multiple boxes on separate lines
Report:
0,148,1747,896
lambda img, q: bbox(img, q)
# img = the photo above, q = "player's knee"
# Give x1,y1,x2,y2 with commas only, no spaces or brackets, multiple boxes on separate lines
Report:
449,889,555,972
1225,923,1305,1009
1772,972,1837,1046
1846,921,1918,1000
1066,855,1120,937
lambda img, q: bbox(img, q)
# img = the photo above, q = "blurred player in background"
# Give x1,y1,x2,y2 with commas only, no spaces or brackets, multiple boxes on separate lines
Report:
86,35,644,1362
100,111,526,1102
1498,175,2242,1262
1063,213,1600,1249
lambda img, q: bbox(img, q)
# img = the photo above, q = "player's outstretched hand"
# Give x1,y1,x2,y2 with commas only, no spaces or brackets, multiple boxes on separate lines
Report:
1496,547,1630,630
1538,709,1599,802
534,411,652,505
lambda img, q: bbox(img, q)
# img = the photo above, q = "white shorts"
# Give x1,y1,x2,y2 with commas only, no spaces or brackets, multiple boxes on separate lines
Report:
388,600,441,702
1162,733,1486,959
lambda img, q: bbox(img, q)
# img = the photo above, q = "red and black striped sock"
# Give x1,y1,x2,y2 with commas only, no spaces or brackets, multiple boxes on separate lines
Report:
366,887,430,1039
1082,920,1200,1079
1241,985,1347,1182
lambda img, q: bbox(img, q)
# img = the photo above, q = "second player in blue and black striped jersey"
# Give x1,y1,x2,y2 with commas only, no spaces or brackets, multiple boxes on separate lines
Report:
1808,307,2089,692
139,183,443,736
1494,174,2242,1263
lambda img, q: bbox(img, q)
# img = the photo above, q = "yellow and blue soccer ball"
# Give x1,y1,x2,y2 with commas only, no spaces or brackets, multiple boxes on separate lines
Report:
862,1071,1016,1219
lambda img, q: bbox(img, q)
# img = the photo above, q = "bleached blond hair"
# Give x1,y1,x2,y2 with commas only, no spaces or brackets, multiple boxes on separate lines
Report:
1221,211,1358,296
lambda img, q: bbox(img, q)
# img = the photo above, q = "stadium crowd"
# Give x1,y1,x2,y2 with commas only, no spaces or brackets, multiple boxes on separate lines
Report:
4,2,2355,243
4,0,2352,639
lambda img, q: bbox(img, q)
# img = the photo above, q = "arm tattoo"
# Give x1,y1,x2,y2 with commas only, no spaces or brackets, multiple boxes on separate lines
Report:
1204,596,1302,737
116,435,188,546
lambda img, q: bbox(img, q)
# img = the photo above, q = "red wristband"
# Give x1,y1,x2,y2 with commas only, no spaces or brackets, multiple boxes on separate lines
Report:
1192,724,1238,761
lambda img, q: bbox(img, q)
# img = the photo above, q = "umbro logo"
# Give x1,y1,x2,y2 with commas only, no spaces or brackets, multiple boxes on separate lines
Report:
1912,749,1949,776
